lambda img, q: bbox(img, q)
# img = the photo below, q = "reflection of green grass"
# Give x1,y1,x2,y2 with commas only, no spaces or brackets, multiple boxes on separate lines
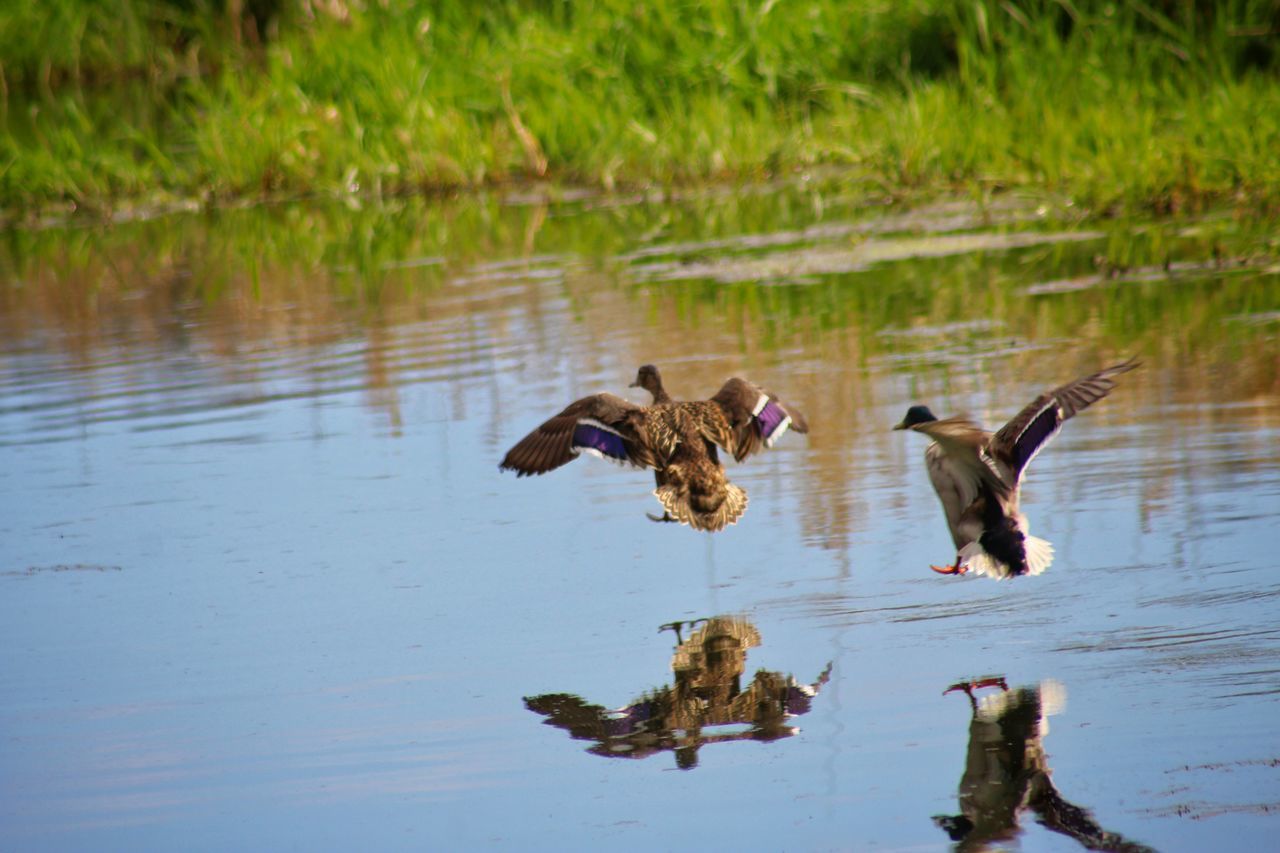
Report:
3,2,1279,217
2,186,1275,378
635,211,1280,364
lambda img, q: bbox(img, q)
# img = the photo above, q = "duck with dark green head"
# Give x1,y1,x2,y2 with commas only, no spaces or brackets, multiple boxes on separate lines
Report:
894,359,1138,579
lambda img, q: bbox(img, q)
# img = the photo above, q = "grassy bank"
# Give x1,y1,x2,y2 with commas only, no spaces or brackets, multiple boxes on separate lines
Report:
2,1,1279,220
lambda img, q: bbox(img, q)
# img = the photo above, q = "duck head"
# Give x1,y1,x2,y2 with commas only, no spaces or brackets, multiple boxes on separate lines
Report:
894,405,939,430
629,364,668,401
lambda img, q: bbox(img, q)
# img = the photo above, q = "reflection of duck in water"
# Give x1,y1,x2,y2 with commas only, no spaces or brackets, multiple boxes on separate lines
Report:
524,616,830,769
499,365,807,531
894,359,1138,578
935,678,1153,853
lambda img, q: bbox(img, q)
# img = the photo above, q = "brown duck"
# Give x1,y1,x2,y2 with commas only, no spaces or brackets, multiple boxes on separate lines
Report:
499,364,808,531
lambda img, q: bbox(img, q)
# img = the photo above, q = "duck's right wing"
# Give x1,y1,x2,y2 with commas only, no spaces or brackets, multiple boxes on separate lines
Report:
913,417,1007,506
924,442,980,548
499,393,655,476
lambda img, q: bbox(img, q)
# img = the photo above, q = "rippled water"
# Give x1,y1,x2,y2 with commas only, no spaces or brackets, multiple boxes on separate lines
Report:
1,188,1278,850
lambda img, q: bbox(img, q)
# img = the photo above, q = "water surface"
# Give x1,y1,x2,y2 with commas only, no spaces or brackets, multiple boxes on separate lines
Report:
2,187,1278,850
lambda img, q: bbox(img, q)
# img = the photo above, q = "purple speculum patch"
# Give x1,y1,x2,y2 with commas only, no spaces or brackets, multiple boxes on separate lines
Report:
573,423,628,461
756,401,789,441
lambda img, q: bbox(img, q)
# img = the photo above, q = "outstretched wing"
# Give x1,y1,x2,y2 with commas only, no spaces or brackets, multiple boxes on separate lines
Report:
914,416,1008,504
991,358,1139,482
523,694,614,741
708,377,809,462
499,393,654,477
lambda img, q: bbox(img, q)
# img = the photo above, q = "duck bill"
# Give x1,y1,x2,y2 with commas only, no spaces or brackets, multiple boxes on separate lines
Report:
892,421,908,430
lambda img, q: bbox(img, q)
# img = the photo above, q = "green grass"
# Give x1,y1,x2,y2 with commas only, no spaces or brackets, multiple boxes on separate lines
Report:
2,1,1279,219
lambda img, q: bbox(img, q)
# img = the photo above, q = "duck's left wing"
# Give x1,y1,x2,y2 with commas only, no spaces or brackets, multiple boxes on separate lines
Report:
708,377,809,462
991,358,1139,483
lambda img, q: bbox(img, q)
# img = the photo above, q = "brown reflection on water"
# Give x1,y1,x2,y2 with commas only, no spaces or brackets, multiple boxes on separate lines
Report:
1,194,1277,547
935,678,1154,853
524,616,830,769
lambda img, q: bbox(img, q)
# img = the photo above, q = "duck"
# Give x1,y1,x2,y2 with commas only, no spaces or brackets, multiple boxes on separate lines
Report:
628,363,731,525
893,358,1138,579
499,364,808,531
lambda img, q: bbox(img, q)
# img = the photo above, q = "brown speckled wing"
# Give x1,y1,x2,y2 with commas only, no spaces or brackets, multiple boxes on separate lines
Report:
709,377,809,462
499,393,650,477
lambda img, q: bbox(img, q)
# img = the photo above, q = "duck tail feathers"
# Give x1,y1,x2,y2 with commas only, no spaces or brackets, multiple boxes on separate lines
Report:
958,543,1012,580
959,535,1055,579
1023,535,1055,576
654,483,748,533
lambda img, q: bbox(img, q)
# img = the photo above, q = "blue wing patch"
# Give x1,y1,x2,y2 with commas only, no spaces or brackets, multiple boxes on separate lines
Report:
572,420,629,462
754,399,792,446
1012,404,1062,473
